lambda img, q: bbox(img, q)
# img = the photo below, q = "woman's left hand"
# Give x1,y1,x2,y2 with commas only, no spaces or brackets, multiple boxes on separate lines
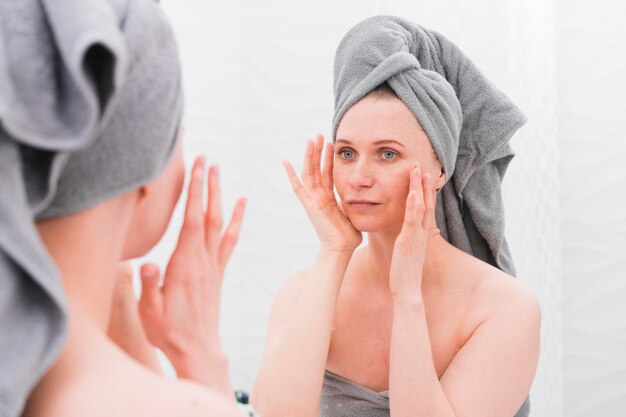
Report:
107,262,163,372
389,163,439,301
137,156,246,396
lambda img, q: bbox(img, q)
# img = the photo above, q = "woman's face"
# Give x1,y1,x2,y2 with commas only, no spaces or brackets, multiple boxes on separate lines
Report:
333,95,444,233
123,132,186,258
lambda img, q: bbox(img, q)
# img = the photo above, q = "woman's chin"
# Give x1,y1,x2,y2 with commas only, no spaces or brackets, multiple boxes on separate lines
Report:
349,217,395,233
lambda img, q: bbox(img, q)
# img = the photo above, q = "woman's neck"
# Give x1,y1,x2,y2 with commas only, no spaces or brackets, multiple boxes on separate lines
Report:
358,229,453,294
36,198,133,332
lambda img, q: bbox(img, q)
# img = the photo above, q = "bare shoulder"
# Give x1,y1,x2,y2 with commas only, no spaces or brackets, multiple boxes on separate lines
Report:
435,254,542,417
36,340,240,417
448,249,541,334
462,254,541,328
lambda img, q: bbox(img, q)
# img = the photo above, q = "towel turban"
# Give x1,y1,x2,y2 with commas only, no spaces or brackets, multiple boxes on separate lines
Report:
333,16,526,275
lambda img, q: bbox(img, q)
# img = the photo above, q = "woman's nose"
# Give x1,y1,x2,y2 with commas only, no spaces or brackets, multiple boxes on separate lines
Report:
348,160,374,188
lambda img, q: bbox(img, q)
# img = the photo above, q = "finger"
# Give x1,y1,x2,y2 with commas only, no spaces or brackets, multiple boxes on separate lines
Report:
219,197,247,265
337,198,347,216
321,141,334,190
422,173,436,229
311,134,324,188
409,162,420,192
403,190,418,229
300,140,314,188
182,156,206,237
138,263,163,323
284,161,309,205
396,190,419,248
205,164,223,252
412,164,426,220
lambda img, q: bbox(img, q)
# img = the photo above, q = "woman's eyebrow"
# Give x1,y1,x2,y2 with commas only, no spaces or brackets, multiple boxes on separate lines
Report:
335,139,353,145
373,139,405,148
336,138,406,148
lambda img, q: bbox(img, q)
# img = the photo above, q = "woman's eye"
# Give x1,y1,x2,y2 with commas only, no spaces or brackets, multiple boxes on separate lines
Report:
339,149,355,159
381,150,398,160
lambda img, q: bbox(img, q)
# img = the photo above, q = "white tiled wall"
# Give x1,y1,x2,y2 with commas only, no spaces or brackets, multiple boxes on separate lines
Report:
558,1,626,416
135,1,626,416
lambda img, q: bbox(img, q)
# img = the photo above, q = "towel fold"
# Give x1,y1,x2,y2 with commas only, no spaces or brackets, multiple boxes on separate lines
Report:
333,16,526,275
0,0,183,415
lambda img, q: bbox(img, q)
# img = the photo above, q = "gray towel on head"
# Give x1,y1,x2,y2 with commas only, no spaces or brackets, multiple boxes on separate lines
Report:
333,16,526,276
0,0,183,415
321,369,531,417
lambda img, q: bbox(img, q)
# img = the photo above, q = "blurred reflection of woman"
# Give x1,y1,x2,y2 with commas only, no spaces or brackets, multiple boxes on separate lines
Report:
0,1,245,416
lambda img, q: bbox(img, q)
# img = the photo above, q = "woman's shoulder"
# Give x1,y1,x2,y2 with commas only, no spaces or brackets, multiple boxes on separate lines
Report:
28,335,240,417
454,250,541,326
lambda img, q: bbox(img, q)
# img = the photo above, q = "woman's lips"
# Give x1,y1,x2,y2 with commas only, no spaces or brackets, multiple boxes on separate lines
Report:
346,200,380,209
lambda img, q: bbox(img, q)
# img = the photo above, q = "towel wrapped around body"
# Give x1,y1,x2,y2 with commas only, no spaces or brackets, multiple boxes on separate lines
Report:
321,369,531,417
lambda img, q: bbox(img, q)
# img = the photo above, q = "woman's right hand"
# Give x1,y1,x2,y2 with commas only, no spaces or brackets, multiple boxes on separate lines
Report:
284,134,362,253
137,156,245,399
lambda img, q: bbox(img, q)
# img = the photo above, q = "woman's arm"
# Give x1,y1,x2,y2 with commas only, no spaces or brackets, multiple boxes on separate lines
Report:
251,135,362,417
388,164,541,417
390,287,540,417
251,248,353,417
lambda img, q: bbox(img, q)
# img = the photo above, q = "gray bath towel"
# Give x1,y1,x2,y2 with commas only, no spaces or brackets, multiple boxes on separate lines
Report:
333,16,526,276
0,0,183,416
321,369,530,417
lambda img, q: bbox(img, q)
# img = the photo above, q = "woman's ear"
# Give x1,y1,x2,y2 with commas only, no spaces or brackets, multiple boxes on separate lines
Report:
131,184,152,210
435,167,446,191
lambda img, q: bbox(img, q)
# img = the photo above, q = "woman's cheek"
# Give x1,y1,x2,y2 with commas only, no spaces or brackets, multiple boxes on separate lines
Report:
332,165,348,195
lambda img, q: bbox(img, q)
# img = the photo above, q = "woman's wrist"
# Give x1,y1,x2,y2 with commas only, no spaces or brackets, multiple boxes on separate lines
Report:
391,288,425,308
316,246,355,276
318,243,357,257
169,344,230,382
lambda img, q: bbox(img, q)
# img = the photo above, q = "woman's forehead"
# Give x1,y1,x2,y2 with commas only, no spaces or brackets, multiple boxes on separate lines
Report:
336,96,429,148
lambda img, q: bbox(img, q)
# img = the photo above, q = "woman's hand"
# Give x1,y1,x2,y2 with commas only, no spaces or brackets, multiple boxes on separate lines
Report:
389,163,439,301
283,134,362,253
137,156,246,397
107,262,162,372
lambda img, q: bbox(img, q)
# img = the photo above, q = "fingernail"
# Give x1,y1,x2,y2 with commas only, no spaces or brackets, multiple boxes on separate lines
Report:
425,173,431,182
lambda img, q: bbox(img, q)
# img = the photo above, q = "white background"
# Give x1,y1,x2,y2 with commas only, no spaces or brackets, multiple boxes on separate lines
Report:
135,1,626,416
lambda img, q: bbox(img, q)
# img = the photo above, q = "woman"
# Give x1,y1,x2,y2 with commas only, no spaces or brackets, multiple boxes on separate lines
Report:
26,147,247,417
251,16,541,417
0,1,245,416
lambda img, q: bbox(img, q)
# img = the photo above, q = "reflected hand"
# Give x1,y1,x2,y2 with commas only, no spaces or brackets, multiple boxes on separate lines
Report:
107,262,162,372
137,156,246,397
283,134,362,253
389,163,440,301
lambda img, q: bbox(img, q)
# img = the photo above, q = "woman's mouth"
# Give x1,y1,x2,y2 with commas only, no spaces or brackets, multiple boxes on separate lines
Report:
346,200,381,209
